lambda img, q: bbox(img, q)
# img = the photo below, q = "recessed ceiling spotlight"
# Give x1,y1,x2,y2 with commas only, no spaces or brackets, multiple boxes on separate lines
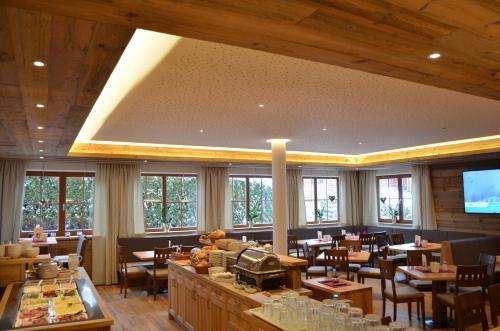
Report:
143,160,148,163
321,128,327,131
358,142,363,145
37,126,44,130
39,149,44,152
38,140,44,143
258,104,264,108
228,163,232,166
33,60,45,67
428,53,441,60
199,129,204,133
39,156,44,159
36,103,45,108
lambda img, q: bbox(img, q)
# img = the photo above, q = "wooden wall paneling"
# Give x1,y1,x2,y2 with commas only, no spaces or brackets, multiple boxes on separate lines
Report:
431,160,500,235
3,0,500,100
6,7,51,154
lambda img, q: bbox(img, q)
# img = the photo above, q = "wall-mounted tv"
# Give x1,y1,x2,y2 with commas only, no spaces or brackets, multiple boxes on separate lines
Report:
463,169,500,214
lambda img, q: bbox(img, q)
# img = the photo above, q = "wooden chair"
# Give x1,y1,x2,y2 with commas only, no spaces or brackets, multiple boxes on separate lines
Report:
323,249,353,281
407,250,433,291
357,246,388,284
479,253,497,287
375,233,388,251
488,283,500,327
390,233,405,245
454,290,488,331
117,244,147,298
330,234,345,249
146,247,174,300
359,233,375,253
53,234,87,267
436,264,488,318
288,235,300,258
302,242,328,279
340,239,361,252
379,259,425,326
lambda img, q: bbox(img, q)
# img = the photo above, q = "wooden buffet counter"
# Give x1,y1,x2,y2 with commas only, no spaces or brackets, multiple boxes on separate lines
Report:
0,255,51,287
0,267,113,331
167,260,310,331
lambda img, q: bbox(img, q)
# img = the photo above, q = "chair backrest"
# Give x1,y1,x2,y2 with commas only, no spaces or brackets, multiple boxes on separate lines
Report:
153,247,174,273
390,233,405,245
378,258,396,296
375,233,388,250
330,234,345,249
478,253,496,286
454,290,488,331
324,249,349,274
288,235,299,258
359,233,375,252
407,250,432,267
302,242,312,264
340,239,361,252
116,244,127,276
488,283,500,327
76,235,87,266
455,264,488,293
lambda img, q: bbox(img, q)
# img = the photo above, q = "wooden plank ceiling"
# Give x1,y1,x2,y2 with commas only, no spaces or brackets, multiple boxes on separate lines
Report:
0,6,133,157
3,0,500,104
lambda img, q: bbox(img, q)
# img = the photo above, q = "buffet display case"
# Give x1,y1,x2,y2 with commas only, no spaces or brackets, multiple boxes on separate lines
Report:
0,268,113,331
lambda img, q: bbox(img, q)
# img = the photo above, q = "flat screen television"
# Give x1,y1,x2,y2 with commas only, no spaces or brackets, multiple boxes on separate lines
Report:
463,169,500,214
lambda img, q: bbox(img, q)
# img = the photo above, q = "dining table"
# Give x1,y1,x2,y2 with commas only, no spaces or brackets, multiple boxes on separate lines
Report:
19,236,58,247
397,264,456,328
388,242,441,253
133,250,156,261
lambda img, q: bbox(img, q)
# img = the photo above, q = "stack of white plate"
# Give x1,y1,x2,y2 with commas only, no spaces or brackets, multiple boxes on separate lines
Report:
37,262,58,279
208,250,223,267
222,251,237,269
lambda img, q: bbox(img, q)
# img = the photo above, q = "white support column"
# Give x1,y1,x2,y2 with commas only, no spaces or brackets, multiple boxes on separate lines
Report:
268,139,289,255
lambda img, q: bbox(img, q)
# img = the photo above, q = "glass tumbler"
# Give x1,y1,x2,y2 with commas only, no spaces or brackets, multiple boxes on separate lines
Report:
333,312,348,331
261,299,273,317
350,317,367,331
364,313,381,329
348,307,364,319
389,320,405,331
271,302,282,320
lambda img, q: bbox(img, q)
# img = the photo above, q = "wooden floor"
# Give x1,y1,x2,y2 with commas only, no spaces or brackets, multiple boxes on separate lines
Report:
97,274,493,331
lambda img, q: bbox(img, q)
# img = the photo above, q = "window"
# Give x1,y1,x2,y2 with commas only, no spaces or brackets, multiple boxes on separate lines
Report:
229,176,272,228
303,177,339,224
142,175,198,231
21,172,95,236
377,175,412,224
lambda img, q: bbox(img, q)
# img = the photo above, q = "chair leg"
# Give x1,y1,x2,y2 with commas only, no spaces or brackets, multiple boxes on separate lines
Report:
119,273,123,294
417,300,420,320
153,278,157,301
393,302,397,321
124,276,128,298
382,297,386,317
421,299,426,329
408,302,412,321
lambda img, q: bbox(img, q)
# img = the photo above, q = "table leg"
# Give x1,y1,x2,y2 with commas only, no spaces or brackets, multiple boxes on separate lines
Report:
426,280,452,329
284,266,302,289
312,246,319,265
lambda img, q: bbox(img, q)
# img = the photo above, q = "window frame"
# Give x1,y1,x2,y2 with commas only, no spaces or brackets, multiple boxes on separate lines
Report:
142,174,198,232
304,177,340,225
230,175,273,229
376,174,413,225
21,171,95,237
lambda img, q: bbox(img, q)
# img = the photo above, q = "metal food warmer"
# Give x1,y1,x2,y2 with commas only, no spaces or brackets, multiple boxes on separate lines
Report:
234,248,286,290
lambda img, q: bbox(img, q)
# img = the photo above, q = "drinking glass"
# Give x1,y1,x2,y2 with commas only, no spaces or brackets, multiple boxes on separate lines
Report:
389,320,405,331
322,298,335,308
372,326,389,331
262,299,273,317
271,302,282,320
279,306,290,325
296,296,308,321
347,307,363,319
319,307,334,331
334,301,350,314
350,317,367,331
364,313,381,329
333,312,348,331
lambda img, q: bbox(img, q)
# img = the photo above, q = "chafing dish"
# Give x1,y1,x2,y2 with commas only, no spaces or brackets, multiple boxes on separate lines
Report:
234,248,285,290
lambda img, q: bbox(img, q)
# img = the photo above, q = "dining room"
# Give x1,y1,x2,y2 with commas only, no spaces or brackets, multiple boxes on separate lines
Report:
1,1,500,331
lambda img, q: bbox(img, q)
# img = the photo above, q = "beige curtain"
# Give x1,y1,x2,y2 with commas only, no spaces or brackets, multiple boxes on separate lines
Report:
339,170,361,226
92,163,144,285
412,165,437,230
286,169,306,229
203,167,229,231
359,170,378,225
0,160,27,243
